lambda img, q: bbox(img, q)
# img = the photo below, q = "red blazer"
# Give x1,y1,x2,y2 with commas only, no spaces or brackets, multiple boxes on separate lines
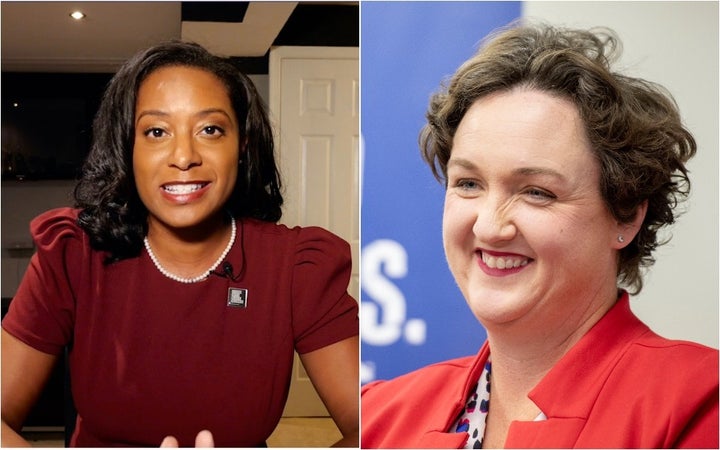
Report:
361,294,718,448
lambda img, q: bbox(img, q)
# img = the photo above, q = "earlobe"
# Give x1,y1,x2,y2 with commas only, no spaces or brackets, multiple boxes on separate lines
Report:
615,200,648,248
238,137,249,164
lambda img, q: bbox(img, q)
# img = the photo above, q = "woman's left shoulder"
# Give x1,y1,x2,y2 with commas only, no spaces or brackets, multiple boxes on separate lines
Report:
254,220,350,256
635,332,718,365
629,332,718,387
294,223,349,249
292,226,350,271
248,219,348,246
620,336,718,448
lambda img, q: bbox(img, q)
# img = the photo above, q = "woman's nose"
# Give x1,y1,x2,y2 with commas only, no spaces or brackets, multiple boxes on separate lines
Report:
471,195,518,243
169,133,201,170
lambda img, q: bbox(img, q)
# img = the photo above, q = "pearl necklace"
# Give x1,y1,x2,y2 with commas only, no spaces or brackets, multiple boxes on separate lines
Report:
144,218,236,284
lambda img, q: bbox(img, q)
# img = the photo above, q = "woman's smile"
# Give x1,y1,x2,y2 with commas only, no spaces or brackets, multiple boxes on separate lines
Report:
476,249,532,276
160,181,212,205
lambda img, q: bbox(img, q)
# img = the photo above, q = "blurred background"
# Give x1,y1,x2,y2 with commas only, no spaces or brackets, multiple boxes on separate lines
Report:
2,2,358,446
360,1,718,384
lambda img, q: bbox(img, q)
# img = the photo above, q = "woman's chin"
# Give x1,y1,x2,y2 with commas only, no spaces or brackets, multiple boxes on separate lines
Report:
466,290,536,328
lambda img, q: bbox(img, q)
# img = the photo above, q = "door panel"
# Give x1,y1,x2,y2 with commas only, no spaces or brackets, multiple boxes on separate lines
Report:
269,46,359,416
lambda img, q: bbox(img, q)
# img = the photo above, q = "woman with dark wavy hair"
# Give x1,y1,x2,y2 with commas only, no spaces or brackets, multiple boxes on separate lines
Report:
2,41,358,447
362,23,717,448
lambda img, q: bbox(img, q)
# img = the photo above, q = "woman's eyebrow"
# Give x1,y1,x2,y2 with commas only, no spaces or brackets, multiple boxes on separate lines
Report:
135,108,234,124
447,157,478,170
448,158,566,182
135,109,169,123
512,166,567,182
194,108,233,121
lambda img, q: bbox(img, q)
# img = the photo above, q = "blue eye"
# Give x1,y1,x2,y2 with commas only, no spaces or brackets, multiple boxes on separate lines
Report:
448,178,484,198
456,179,479,190
525,187,556,200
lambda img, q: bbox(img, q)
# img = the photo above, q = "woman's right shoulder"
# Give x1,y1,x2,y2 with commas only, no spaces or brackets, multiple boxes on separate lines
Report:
361,355,479,447
362,354,477,398
30,207,87,251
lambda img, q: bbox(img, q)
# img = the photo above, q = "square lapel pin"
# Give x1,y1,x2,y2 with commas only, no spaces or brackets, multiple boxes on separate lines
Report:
227,288,248,308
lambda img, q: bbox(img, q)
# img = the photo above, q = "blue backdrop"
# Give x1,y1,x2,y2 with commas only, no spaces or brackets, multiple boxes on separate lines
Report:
360,2,522,383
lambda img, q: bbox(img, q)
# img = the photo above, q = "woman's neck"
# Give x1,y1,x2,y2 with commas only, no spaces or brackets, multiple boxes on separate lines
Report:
145,214,232,278
487,305,608,384
485,284,618,378
480,284,619,448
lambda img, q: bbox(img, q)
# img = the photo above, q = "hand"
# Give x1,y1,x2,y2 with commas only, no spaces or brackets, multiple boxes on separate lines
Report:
160,430,214,447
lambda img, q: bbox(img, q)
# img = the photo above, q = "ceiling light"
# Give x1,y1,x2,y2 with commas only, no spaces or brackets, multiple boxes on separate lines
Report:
70,11,86,20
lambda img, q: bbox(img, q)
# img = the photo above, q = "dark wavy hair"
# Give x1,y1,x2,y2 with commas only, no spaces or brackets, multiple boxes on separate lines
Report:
74,41,282,262
420,23,696,294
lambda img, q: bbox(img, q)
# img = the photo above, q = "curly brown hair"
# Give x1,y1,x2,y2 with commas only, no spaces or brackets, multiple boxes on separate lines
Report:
420,22,696,294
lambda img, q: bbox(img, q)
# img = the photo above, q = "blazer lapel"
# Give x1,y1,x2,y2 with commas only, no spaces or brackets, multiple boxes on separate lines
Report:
505,293,650,448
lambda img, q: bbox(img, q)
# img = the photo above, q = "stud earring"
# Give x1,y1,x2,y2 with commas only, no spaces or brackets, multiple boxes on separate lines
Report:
617,235,625,243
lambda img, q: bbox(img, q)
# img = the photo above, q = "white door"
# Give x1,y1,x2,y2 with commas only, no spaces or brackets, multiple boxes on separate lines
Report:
269,46,359,416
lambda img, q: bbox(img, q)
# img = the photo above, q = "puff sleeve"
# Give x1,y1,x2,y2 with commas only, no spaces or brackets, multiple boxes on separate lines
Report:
2,207,91,355
291,227,358,354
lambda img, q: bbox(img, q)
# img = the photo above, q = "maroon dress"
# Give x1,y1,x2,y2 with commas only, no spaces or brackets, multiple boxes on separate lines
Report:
3,207,358,447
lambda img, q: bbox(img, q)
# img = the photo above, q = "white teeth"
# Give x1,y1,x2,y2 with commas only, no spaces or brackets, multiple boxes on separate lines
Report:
163,183,204,194
482,253,529,270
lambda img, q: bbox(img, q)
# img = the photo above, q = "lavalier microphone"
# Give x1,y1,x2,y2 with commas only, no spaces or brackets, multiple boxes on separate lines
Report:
211,261,242,281
222,262,234,278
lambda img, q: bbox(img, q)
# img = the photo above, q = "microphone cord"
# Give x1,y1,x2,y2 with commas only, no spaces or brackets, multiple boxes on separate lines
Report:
210,217,246,281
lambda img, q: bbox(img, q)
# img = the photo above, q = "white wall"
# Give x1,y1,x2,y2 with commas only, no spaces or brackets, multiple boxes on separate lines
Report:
523,1,718,348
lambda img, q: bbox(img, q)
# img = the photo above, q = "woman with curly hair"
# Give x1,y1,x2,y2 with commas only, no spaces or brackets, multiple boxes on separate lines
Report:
2,41,358,447
361,23,717,448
